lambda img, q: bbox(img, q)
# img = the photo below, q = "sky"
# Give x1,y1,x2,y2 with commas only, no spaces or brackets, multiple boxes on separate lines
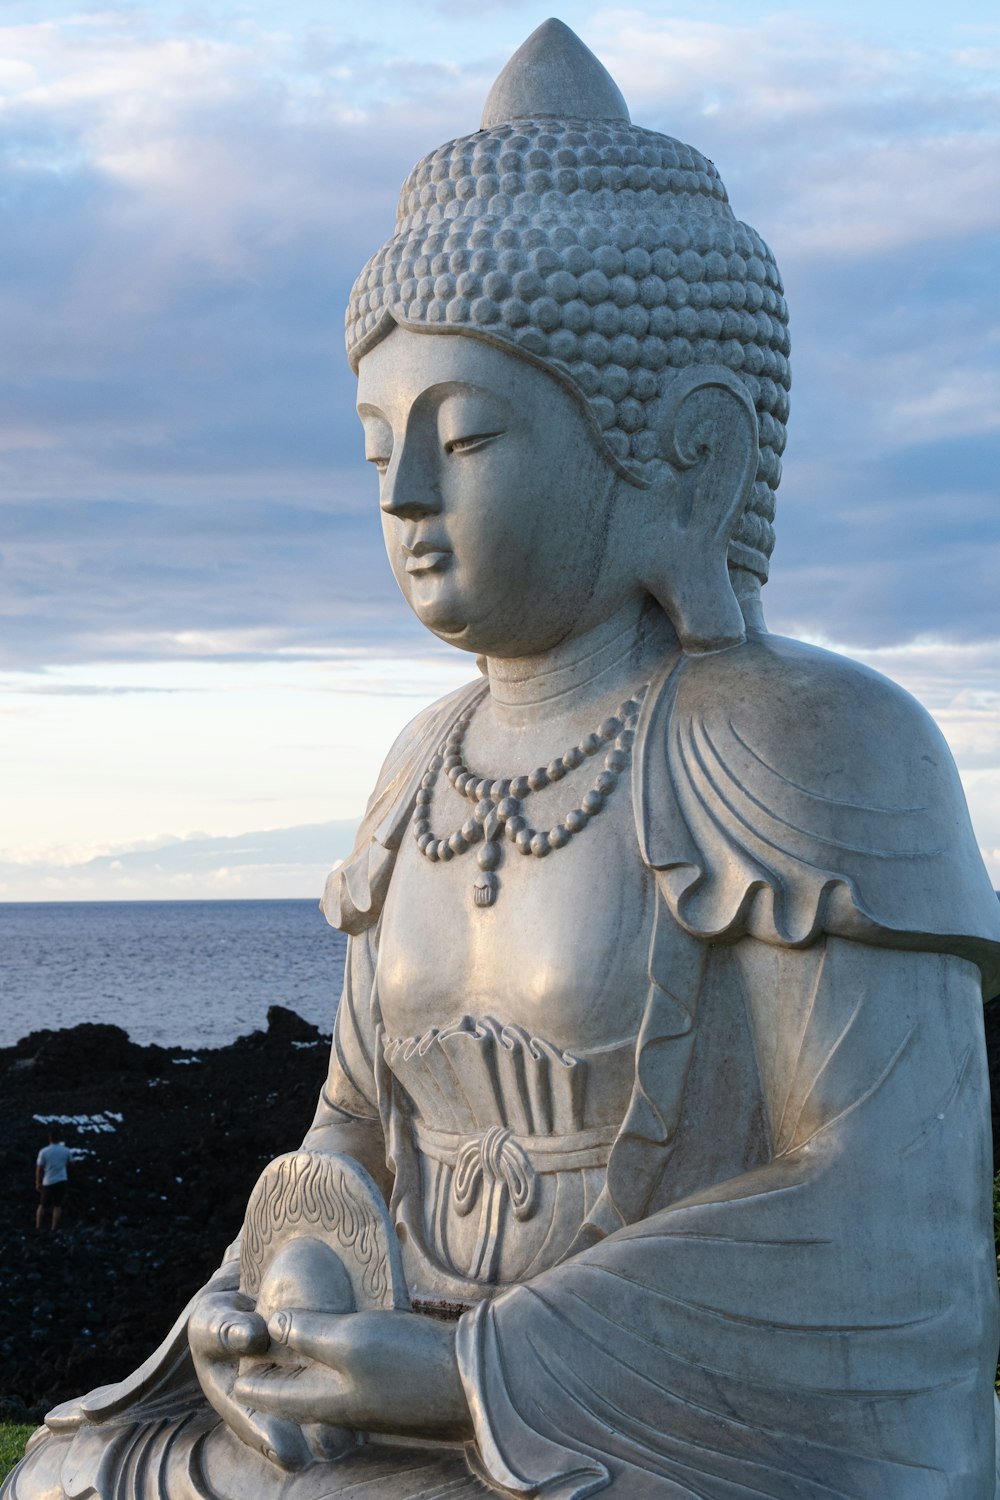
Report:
1,0,998,900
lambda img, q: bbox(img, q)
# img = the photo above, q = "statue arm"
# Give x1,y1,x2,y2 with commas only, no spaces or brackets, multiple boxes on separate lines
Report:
457,936,999,1498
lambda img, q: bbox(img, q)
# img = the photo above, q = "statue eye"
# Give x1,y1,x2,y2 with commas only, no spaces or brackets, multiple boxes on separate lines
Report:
368,455,390,474
445,431,503,456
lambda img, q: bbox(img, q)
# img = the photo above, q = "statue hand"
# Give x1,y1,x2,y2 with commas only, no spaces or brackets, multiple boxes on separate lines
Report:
188,1287,312,1470
232,1309,472,1442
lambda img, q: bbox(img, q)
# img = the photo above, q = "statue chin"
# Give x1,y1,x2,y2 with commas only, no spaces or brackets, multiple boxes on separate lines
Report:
8,18,1000,1500
405,595,479,652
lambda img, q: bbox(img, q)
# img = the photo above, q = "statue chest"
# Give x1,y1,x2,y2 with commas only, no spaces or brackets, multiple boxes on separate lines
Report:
376,777,656,1052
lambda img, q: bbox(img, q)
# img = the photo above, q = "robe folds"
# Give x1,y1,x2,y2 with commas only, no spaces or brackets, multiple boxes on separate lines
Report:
8,630,1000,1500
319,631,1000,1498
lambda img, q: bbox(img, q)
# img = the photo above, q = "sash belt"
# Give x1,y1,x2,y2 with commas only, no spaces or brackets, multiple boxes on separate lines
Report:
411,1120,617,1282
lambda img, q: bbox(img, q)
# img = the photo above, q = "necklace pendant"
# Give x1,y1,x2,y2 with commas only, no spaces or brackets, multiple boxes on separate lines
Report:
473,871,498,908
481,808,501,842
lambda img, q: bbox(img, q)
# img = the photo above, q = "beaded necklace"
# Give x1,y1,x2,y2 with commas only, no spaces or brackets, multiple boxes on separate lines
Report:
411,682,648,907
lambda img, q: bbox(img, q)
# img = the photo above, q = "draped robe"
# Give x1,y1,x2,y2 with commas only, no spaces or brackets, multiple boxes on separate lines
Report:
7,631,1000,1500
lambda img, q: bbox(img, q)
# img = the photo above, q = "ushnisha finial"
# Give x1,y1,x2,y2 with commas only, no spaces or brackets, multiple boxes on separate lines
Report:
480,18,630,128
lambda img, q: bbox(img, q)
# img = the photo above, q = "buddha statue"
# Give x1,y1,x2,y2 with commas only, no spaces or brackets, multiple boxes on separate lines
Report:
7,19,1000,1500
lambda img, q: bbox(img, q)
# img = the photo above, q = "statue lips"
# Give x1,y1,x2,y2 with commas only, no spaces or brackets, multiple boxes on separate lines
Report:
403,540,452,575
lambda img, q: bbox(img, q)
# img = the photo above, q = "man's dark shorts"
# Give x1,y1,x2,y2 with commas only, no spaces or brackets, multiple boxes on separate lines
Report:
40,1181,66,1209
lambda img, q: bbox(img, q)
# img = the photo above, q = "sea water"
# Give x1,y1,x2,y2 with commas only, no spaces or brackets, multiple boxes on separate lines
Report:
0,900,346,1049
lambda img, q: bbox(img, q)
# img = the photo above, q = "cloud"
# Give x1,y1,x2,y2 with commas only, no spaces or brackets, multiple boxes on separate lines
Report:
0,490,425,669
14,680,184,695
0,5,995,673
594,9,1000,253
0,818,359,900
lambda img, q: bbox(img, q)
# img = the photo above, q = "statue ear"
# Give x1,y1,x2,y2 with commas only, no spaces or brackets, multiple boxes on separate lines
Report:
640,366,759,654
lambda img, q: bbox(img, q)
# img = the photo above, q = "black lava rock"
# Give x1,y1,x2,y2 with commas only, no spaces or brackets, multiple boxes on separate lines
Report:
0,1013,330,1412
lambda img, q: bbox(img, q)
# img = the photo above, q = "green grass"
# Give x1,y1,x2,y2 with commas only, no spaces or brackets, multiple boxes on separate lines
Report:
0,1424,35,1482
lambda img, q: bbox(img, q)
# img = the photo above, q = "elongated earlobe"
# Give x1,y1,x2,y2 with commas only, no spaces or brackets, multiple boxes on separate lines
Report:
641,367,759,654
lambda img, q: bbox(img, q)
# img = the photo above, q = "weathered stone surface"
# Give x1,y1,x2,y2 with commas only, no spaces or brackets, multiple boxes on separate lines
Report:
7,19,1000,1500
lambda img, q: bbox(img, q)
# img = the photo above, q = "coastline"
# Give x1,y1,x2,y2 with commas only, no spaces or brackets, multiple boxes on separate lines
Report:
0,898,346,1051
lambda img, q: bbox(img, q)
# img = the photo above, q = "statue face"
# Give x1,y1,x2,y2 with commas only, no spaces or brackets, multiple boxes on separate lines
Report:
356,326,640,657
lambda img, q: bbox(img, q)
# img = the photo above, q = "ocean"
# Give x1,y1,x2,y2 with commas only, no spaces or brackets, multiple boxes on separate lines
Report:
0,900,347,1049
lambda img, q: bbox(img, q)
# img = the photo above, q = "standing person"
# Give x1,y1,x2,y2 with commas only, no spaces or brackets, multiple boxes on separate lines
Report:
35,1127,72,1231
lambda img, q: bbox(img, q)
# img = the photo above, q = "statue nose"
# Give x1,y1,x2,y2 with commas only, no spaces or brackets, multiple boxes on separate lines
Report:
380,439,443,519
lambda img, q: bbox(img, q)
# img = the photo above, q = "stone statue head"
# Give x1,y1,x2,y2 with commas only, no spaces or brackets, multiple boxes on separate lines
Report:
348,20,790,655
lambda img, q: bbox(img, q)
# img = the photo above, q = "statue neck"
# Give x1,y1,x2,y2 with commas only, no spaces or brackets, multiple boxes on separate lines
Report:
484,597,677,724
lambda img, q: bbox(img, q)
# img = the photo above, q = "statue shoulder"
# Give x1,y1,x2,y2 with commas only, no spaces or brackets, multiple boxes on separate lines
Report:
321,677,484,935
370,685,471,804
637,633,1000,989
669,630,952,806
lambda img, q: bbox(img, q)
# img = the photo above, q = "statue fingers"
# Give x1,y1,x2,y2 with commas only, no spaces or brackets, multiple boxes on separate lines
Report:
229,1403,313,1473
266,1308,353,1367
234,1359,350,1424
217,1313,269,1357
196,1353,312,1470
190,1290,269,1360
